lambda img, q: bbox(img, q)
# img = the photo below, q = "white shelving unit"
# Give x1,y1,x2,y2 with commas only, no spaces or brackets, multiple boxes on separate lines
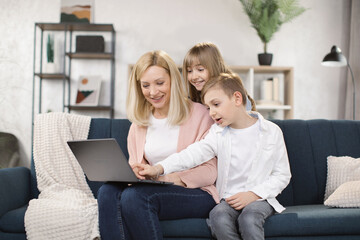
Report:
229,66,294,119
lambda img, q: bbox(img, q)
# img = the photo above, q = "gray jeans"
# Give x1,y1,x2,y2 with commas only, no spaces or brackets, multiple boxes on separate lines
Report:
207,199,274,240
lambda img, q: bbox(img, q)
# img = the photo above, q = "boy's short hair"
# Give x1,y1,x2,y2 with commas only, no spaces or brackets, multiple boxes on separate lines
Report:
201,73,247,105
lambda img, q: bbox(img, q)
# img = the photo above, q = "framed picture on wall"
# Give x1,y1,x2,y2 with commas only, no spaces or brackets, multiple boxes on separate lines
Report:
61,0,93,23
75,76,101,106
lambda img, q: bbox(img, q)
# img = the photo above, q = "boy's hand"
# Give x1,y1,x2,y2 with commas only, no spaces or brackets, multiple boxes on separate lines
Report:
225,191,261,210
137,164,164,179
130,163,146,179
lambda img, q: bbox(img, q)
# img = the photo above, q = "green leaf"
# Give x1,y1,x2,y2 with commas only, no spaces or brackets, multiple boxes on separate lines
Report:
239,0,306,52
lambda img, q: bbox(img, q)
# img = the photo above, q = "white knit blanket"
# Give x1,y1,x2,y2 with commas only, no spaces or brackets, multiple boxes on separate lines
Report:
25,112,100,240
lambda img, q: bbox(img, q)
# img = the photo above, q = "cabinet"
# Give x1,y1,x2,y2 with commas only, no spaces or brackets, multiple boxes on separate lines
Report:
32,23,116,128
229,66,294,119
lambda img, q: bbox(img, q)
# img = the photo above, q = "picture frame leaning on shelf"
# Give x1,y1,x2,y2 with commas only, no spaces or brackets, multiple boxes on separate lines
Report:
75,76,102,106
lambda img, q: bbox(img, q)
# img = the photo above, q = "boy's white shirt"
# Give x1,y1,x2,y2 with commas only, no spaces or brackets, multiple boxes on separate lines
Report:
159,112,291,213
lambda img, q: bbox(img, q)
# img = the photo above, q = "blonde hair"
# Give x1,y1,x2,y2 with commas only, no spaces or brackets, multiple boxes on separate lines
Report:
126,50,191,126
201,73,248,106
183,42,256,110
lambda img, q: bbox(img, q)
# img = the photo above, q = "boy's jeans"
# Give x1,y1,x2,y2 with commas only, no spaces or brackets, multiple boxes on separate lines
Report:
207,199,274,240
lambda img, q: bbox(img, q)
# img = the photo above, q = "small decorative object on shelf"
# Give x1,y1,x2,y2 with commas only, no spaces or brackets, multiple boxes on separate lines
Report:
76,35,105,53
44,33,55,72
46,34,54,63
44,33,61,73
75,76,101,106
238,0,306,65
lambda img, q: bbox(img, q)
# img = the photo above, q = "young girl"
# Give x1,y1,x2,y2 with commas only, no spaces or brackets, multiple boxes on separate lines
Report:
183,42,256,111
137,73,291,240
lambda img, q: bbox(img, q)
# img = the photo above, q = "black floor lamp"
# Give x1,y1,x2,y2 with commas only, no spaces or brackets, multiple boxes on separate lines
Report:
321,45,356,120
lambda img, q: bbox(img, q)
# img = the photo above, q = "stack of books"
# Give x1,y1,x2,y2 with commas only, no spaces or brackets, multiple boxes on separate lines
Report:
256,77,282,105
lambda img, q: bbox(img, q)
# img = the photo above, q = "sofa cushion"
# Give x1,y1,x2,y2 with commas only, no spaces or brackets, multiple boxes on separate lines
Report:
264,204,360,237
160,218,211,238
271,120,326,206
0,232,26,240
0,205,27,233
325,181,360,207
324,156,360,200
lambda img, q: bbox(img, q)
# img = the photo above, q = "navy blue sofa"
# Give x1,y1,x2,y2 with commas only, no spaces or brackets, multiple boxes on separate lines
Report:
1,119,360,240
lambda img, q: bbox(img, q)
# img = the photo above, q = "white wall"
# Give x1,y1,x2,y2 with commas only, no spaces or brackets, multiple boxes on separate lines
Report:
0,0,351,167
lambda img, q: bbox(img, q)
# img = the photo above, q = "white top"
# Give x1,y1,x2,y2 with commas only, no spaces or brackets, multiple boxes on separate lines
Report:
224,121,260,198
144,115,180,165
158,112,291,213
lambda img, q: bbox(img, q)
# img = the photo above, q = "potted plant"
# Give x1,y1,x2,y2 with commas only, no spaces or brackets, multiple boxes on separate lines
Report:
239,0,306,65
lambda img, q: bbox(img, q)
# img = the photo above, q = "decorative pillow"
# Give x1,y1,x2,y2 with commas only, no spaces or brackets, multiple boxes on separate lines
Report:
324,181,360,207
324,156,360,201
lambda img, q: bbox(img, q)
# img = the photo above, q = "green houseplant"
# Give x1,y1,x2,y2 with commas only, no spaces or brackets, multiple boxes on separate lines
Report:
239,0,306,65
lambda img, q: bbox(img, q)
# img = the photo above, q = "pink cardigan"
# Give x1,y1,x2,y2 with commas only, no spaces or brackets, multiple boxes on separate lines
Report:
127,102,219,203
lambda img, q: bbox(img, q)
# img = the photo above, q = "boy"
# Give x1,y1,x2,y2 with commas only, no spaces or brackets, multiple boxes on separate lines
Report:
137,73,291,240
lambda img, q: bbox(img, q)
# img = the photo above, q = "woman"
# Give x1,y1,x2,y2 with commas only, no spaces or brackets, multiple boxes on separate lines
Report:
97,50,218,240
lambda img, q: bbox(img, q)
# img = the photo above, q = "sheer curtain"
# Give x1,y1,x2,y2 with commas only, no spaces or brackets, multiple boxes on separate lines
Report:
345,0,360,120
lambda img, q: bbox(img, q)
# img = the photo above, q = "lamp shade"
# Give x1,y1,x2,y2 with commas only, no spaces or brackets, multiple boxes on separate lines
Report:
321,45,347,67
321,45,356,120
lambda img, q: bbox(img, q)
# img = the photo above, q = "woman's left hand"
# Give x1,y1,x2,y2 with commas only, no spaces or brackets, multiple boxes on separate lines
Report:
130,163,147,179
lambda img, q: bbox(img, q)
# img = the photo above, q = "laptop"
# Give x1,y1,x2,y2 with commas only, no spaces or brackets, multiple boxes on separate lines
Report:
67,138,173,185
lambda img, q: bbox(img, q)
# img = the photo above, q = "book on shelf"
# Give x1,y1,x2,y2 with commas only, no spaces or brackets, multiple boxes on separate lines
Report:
75,76,101,106
257,77,282,105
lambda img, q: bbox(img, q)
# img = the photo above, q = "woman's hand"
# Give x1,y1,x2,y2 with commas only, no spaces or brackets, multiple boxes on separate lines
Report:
130,163,147,179
138,164,164,179
225,191,260,210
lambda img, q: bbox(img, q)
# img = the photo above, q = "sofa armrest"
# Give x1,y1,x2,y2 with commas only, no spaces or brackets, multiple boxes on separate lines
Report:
0,167,31,216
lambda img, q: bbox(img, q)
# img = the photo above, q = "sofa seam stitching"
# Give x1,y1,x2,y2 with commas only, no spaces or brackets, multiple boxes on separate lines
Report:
306,120,321,204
